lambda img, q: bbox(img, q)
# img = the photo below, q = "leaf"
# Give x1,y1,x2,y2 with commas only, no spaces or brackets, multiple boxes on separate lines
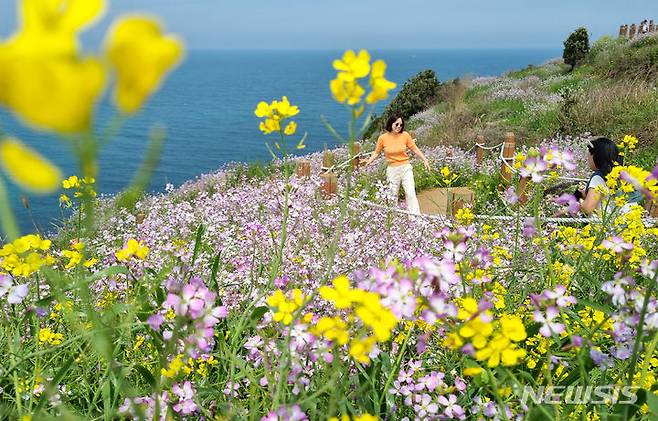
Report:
250,306,268,321
646,390,658,415
134,364,156,388
320,115,345,143
191,223,206,266
210,253,221,291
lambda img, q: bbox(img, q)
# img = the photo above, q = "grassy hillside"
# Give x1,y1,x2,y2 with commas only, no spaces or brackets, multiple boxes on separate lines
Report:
403,33,658,169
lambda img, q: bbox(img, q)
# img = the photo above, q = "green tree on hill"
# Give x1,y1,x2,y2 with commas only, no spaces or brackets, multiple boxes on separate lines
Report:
563,27,590,70
364,69,442,138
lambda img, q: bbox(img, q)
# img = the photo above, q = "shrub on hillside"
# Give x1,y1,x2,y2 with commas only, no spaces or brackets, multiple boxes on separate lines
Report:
563,27,590,69
365,69,442,138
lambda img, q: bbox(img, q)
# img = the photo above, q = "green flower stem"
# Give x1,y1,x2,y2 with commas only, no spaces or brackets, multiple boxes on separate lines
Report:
377,325,413,411
486,367,511,421
625,270,658,391
0,175,20,241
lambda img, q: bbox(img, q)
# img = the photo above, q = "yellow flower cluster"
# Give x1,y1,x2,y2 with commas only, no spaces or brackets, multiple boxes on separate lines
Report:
61,241,97,269
440,166,460,186
115,239,149,262
0,1,181,196
161,354,188,378
266,288,308,325
254,96,300,136
317,276,398,364
617,134,638,156
38,327,64,346
330,50,396,108
455,207,474,225
445,298,527,368
606,165,657,206
0,234,53,277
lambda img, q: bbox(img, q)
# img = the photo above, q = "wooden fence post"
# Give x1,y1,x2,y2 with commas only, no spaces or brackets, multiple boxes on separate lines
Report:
320,172,337,198
629,23,637,38
351,142,362,172
136,213,146,225
518,176,530,205
322,151,335,173
475,134,485,166
296,159,311,178
500,132,516,185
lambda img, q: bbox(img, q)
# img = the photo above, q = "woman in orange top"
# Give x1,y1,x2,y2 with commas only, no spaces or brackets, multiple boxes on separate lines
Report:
363,115,431,215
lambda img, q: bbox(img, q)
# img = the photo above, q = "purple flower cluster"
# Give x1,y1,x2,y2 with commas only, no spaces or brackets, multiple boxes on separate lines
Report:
388,360,467,420
261,404,308,421
148,276,228,358
530,285,576,337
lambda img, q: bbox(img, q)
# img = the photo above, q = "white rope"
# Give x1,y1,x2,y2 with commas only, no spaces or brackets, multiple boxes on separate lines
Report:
475,142,504,151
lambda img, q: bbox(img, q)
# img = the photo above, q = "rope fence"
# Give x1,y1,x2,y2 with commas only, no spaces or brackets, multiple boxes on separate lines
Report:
295,132,657,226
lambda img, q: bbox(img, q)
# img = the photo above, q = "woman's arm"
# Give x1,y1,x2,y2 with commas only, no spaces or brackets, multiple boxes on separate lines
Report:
580,188,601,215
410,145,431,171
364,149,380,166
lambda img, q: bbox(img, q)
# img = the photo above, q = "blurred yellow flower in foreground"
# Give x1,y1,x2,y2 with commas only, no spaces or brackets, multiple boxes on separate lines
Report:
0,0,107,133
0,56,106,133
333,49,371,82
106,17,184,114
0,137,62,194
366,60,396,104
13,0,105,55
330,49,395,107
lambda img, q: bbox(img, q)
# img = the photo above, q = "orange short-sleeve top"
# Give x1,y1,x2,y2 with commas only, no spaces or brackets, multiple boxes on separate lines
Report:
375,131,416,167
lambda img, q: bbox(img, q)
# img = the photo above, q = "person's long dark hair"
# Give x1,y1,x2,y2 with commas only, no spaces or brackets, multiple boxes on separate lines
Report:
587,137,620,177
385,115,405,132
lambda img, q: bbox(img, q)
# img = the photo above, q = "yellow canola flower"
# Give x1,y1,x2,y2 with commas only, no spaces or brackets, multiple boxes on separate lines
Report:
273,96,300,119
106,16,183,114
62,175,80,189
284,121,297,136
115,238,149,262
38,327,64,345
266,288,307,325
0,138,61,193
312,316,349,345
475,333,526,367
0,49,106,133
15,0,105,56
366,60,396,104
319,275,363,309
330,78,365,105
333,49,371,82
349,336,377,364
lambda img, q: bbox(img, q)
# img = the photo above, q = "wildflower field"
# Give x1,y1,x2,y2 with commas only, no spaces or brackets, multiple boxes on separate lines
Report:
2,2,658,420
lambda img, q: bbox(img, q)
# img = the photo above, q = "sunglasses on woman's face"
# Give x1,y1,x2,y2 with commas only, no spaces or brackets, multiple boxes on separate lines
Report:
393,122,402,128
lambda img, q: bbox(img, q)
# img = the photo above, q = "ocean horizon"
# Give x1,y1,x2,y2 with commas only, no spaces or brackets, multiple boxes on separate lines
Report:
3,48,561,234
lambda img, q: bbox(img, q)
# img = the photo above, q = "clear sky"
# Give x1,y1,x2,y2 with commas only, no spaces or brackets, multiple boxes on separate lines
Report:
0,0,654,50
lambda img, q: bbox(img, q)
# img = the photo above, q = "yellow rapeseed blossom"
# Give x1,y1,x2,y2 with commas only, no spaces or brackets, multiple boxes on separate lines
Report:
311,316,350,345
266,288,307,325
0,0,106,133
366,60,396,104
330,49,395,106
254,96,300,136
106,17,183,114
0,234,53,277
320,275,363,308
161,354,188,378
0,137,62,193
455,207,474,225
38,327,64,345
115,238,149,262
349,336,377,364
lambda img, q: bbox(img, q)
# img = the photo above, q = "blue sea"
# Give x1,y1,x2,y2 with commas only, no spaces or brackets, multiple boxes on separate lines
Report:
3,49,560,234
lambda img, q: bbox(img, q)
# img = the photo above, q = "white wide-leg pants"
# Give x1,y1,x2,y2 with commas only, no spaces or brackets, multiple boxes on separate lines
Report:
386,163,420,215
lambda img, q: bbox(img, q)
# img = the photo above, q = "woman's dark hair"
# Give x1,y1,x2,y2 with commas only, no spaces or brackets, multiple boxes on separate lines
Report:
384,115,405,132
587,137,620,176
